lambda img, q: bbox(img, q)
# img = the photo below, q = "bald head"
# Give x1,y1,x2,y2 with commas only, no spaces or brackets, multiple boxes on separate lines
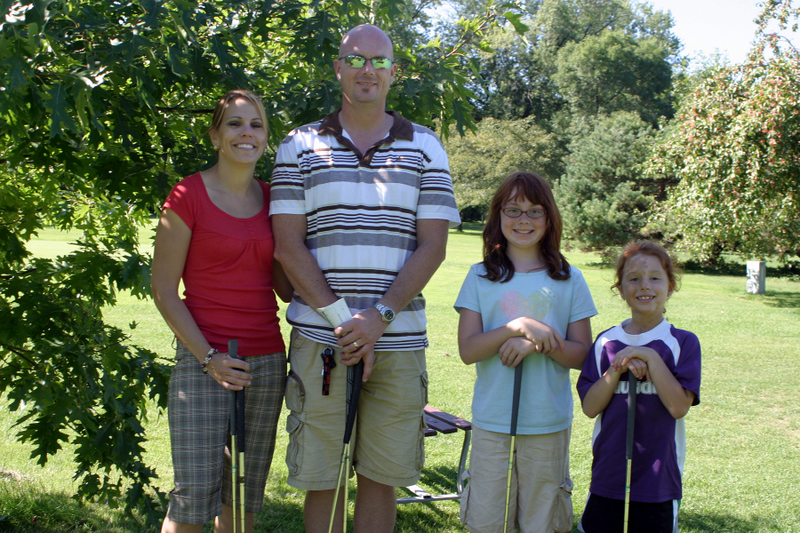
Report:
339,24,394,58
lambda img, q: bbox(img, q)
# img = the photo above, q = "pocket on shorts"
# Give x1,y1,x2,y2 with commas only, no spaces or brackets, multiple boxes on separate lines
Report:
285,413,304,477
284,370,305,413
420,371,429,406
415,412,427,471
552,476,574,533
415,372,430,471
288,329,311,365
174,340,193,363
458,469,472,525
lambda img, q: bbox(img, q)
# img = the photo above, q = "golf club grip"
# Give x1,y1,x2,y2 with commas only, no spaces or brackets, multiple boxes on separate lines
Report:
626,374,638,459
510,360,524,436
343,361,364,444
228,339,238,359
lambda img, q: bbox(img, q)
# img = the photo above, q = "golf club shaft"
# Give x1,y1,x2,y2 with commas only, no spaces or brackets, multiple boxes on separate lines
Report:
329,448,347,533
229,339,246,533
229,338,238,532
237,387,246,533
237,390,245,533
328,360,365,533
623,373,638,533
343,444,350,533
230,400,238,531
503,360,524,533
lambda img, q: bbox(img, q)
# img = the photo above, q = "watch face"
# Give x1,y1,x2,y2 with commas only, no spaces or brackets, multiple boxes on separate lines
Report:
383,308,395,321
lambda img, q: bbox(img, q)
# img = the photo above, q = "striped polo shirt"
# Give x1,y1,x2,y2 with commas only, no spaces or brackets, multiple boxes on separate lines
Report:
270,110,461,350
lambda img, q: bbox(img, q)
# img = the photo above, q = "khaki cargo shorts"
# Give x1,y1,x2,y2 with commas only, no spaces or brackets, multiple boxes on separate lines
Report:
284,329,428,490
460,426,574,533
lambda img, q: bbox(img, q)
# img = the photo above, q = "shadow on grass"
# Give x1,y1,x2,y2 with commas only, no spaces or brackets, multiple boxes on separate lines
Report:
680,510,781,532
396,465,465,532
409,465,461,499
258,471,464,533
452,222,483,236
253,494,305,533
760,290,800,309
684,259,800,280
0,474,138,533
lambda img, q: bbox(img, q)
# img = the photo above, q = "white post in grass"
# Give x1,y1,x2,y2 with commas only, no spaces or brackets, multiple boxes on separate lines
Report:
746,261,766,294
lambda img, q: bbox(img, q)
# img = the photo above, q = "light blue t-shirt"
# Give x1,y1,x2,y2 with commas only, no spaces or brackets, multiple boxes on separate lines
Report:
454,263,598,435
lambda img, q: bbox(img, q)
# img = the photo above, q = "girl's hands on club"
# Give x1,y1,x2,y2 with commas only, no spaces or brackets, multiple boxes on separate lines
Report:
498,337,535,367
206,352,252,390
612,346,656,382
511,317,565,355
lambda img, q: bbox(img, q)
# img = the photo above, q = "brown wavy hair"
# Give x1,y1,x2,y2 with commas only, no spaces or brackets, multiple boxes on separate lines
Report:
481,171,570,283
612,241,681,295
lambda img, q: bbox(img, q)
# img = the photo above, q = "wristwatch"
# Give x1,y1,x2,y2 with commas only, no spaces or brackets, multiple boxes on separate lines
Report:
374,303,396,324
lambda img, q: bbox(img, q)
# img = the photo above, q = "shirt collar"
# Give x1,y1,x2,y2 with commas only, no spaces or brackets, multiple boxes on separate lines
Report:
318,109,414,141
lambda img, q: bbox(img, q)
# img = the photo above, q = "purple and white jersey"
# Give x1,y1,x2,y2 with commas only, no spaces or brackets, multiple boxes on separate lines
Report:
576,319,701,503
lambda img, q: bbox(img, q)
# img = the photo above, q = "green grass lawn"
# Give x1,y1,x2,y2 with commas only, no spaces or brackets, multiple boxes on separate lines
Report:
2,226,800,532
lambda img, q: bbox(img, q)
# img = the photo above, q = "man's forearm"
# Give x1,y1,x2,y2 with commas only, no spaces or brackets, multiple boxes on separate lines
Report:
277,245,339,309
272,214,338,310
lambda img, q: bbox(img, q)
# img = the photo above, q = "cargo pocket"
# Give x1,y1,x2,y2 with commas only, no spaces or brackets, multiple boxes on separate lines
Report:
284,371,306,477
284,370,305,413
415,372,430,471
459,469,472,525
552,476,574,533
285,413,303,477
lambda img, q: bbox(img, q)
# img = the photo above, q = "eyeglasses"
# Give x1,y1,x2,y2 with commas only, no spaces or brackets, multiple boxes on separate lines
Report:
502,207,546,219
339,55,394,70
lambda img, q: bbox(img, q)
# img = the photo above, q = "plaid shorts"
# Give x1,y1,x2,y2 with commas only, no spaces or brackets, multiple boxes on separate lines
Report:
165,341,287,524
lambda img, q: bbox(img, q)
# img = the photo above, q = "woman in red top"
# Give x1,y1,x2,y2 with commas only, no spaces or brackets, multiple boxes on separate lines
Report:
152,90,291,533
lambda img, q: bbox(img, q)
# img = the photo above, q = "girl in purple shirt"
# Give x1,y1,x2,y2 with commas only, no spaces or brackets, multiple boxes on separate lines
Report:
577,241,701,533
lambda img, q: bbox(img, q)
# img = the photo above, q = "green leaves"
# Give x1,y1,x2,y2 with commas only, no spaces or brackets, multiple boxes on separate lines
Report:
0,0,491,526
553,29,673,124
447,116,563,215
502,10,529,35
46,84,78,138
647,9,800,262
558,111,660,251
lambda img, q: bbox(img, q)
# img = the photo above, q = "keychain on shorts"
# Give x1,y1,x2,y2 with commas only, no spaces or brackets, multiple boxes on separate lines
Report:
320,347,336,395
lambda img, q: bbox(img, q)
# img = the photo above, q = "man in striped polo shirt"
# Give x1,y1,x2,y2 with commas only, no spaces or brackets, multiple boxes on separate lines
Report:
271,23,461,533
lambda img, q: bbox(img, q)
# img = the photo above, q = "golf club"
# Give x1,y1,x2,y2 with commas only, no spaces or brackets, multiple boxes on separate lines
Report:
328,359,364,533
228,339,246,533
503,360,524,533
624,372,639,533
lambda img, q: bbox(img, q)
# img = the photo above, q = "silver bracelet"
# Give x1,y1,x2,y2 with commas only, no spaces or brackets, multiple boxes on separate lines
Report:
201,348,219,374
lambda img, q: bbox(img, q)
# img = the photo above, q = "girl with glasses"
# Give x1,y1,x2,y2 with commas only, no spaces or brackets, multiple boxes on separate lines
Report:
454,171,597,533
